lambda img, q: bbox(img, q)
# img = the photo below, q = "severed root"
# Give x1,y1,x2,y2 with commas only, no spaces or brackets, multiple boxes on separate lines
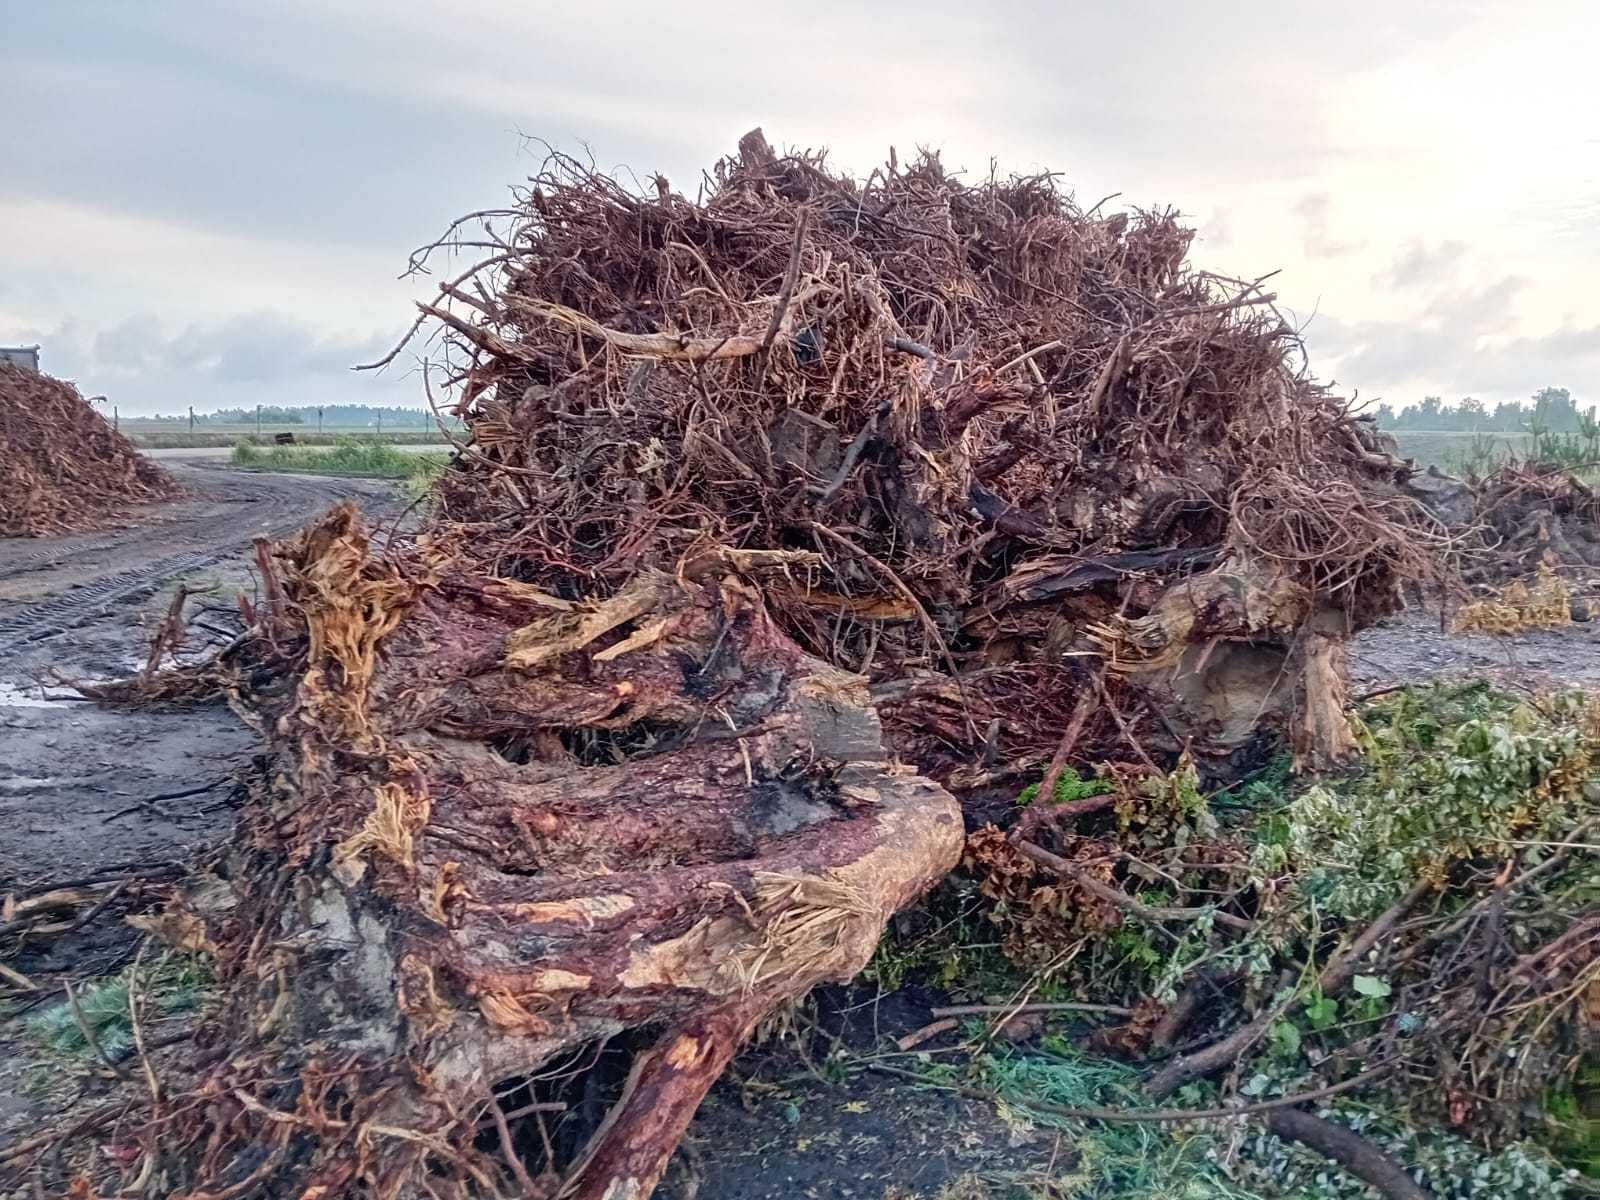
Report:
560,1005,759,1200
133,505,961,1200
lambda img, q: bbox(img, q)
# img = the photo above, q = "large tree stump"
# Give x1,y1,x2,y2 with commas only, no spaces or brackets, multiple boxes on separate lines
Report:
168,505,961,1200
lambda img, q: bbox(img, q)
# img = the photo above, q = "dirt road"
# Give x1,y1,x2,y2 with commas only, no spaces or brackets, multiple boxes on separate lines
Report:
0,463,402,672
0,464,406,1132
0,463,403,928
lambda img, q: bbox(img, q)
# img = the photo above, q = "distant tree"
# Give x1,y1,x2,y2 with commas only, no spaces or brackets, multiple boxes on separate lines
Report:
205,406,305,424
179,404,455,428
1372,388,1595,438
1531,386,1578,432
1490,401,1524,431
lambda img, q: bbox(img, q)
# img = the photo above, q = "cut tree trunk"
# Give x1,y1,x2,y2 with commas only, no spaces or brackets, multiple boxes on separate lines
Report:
159,505,962,1200
1086,559,1360,770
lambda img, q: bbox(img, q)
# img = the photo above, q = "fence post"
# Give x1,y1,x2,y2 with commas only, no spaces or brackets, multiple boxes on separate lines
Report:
189,405,194,434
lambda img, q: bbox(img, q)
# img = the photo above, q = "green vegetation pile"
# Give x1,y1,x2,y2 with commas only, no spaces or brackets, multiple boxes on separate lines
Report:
893,682,1599,1196
0,363,179,536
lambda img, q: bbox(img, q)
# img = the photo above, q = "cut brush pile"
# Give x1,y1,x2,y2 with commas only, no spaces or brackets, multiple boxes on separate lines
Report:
49,132,1463,1200
0,362,179,536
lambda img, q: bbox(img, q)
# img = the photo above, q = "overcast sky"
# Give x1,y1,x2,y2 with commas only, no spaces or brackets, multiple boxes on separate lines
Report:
4,1,1598,416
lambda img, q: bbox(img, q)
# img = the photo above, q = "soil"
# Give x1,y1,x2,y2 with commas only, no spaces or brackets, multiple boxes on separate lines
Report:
7,474,1600,1196
1351,600,1600,691
652,985,1067,1200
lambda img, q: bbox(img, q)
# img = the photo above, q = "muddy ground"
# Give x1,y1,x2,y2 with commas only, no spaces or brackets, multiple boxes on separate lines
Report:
0,465,403,1139
0,464,405,884
6,472,1600,1197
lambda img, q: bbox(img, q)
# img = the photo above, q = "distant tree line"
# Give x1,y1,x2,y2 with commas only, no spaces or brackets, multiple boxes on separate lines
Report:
142,404,451,427
208,405,306,424
1371,387,1590,433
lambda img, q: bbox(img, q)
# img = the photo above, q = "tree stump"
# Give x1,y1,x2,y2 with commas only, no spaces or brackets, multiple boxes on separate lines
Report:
170,505,961,1200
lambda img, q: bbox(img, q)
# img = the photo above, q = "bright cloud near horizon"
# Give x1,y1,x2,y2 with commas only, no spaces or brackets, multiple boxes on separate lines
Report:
4,1,1598,416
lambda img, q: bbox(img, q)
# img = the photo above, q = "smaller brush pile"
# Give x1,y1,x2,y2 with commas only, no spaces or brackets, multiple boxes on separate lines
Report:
0,363,178,536
1464,463,1600,581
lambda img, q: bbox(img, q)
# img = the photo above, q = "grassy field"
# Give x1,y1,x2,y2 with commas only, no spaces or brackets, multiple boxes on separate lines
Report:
139,425,1521,465
231,438,446,494
120,421,1525,466
1390,429,1533,472
118,418,453,449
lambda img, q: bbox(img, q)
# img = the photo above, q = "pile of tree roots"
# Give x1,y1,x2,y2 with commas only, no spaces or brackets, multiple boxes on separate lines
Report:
1465,463,1600,581
83,133,1467,1200
0,363,179,537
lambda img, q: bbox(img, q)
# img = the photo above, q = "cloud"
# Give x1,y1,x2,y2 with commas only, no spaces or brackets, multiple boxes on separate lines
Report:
93,317,164,373
0,195,410,325
4,0,1599,414
1374,240,1470,290
1293,193,1364,259
163,313,390,384
23,312,402,413
1310,282,1600,401
1422,275,1527,334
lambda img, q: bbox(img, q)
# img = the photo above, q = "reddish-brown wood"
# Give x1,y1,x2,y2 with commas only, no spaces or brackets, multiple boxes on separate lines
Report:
165,505,962,1199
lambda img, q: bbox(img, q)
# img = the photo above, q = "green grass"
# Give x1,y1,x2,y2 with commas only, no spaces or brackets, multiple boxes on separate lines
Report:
232,437,447,487
1389,430,1532,473
24,956,211,1064
901,1040,1580,1199
962,1044,1271,1199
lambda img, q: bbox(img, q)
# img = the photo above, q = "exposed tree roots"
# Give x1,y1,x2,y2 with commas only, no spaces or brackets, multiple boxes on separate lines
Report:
138,505,960,1198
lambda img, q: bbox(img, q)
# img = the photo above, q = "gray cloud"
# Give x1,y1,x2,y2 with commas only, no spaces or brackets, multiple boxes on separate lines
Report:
1421,275,1527,334
1310,287,1600,402
23,312,401,412
1374,240,1471,290
0,0,1520,252
1294,193,1364,260
163,314,389,384
93,318,164,373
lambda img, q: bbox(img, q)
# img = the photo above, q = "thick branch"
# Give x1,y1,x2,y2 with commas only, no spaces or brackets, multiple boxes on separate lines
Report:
1016,841,1253,932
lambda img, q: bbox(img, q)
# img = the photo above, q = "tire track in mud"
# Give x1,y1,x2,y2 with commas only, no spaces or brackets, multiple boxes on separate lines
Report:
0,466,399,657
0,532,131,583
0,543,251,649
